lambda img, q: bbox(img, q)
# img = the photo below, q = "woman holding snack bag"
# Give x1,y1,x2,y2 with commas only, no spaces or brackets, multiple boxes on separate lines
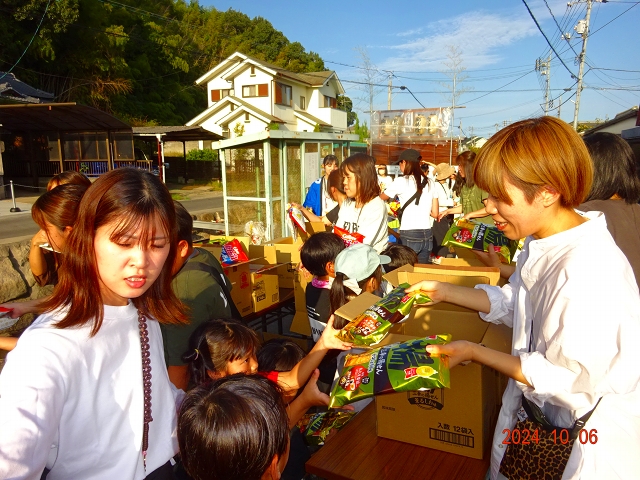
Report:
407,117,640,480
0,168,187,479
335,153,388,253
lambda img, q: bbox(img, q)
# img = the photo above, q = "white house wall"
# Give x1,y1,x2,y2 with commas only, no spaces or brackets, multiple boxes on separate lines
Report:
232,68,273,115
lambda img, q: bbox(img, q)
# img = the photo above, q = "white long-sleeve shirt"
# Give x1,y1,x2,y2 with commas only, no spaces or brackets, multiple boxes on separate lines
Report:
476,211,640,480
383,176,438,230
0,302,179,480
336,197,388,253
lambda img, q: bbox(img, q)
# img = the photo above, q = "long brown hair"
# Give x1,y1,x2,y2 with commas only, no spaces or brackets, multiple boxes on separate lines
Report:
32,184,88,233
456,151,477,188
341,153,380,205
42,168,187,335
47,170,92,191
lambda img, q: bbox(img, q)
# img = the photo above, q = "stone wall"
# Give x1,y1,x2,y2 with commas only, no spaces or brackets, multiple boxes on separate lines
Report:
0,239,54,371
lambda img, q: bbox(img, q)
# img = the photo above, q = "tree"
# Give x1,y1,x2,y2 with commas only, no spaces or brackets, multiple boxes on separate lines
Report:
353,118,369,143
352,46,386,137
439,45,473,163
337,95,357,127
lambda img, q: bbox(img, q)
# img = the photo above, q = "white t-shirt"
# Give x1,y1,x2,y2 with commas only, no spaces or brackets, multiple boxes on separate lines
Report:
384,175,437,230
435,181,454,211
336,196,388,253
0,302,179,480
320,177,338,216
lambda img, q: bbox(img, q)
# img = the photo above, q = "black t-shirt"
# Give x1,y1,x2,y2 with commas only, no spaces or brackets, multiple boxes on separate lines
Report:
305,284,337,384
326,205,340,225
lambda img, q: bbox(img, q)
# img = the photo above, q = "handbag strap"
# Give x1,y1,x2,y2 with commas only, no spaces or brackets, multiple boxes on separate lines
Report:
397,177,428,220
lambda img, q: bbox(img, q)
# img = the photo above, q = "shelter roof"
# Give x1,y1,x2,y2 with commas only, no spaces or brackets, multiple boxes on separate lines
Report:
0,72,54,103
0,102,130,132
132,125,223,142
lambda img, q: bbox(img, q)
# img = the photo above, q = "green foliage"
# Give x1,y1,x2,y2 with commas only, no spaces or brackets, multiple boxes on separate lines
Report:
268,122,279,130
0,1,325,124
313,123,321,132
338,95,357,127
353,118,369,143
186,149,218,161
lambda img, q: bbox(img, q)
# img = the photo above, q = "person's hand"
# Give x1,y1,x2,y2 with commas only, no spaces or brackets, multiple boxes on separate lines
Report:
290,202,303,211
437,209,450,221
297,369,330,408
426,340,475,368
473,243,502,268
404,281,446,304
30,230,48,248
317,315,354,351
0,302,29,318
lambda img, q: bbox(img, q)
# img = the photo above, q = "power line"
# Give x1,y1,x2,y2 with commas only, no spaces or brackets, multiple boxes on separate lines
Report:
589,1,639,36
0,0,52,81
522,0,577,79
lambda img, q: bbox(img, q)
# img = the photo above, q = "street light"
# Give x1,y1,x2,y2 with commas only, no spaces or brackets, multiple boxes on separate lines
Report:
399,86,426,109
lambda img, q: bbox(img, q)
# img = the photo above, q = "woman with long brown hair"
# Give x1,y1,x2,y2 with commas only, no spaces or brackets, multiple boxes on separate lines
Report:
335,153,388,253
0,168,188,479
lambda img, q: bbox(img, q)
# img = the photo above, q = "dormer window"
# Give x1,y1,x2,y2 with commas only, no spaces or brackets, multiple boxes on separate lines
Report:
275,82,292,107
243,84,268,97
250,65,256,76
300,96,306,110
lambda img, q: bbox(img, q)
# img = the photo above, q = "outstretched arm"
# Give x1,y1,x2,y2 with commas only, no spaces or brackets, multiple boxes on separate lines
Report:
405,280,491,314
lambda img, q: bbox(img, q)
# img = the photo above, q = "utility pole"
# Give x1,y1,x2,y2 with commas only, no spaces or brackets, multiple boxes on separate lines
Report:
449,73,456,165
387,72,393,110
557,94,562,118
535,56,552,115
572,0,593,130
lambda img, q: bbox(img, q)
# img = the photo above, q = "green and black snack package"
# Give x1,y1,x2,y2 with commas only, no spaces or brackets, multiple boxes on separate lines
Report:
442,220,516,264
336,283,432,346
296,411,356,446
329,335,451,408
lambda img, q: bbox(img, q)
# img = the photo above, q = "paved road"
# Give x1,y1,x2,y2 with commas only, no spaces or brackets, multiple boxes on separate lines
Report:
0,196,224,243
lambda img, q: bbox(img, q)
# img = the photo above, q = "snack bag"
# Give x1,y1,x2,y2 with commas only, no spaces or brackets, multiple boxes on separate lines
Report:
336,283,432,346
329,335,451,408
296,411,356,446
288,205,307,232
333,226,365,247
0,306,18,331
245,221,267,245
220,239,249,265
443,219,516,264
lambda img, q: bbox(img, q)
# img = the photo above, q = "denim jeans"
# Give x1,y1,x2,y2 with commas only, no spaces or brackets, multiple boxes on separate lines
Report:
399,229,433,264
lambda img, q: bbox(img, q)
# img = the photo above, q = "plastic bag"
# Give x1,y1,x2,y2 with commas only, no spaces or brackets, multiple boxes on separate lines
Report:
329,335,451,408
336,283,432,346
443,219,516,264
220,239,249,265
245,221,267,245
296,411,356,446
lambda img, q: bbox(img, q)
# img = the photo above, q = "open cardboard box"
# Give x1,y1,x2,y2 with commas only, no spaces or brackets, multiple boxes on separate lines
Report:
250,237,303,289
334,264,510,459
249,263,281,313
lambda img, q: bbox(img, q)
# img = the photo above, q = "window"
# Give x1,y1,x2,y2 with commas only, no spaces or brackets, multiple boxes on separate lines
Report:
322,95,337,108
275,82,292,106
300,96,306,110
243,84,268,98
250,65,256,76
245,113,250,122
210,89,230,102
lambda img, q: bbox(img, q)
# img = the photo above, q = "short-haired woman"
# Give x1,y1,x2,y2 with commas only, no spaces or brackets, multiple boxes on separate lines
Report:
408,117,640,479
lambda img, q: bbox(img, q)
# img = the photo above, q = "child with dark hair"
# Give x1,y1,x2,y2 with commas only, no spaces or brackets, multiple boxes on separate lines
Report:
183,317,351,423
258,339,305,373
178,374,290,480
300,232,345,341
381,244,419,273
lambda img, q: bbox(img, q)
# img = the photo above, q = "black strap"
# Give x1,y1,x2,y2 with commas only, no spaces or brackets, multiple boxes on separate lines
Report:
397,177,428,223
180,257,242,319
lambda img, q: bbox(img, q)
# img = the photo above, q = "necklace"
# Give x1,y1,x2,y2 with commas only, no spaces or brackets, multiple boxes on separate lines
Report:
138,310,153,472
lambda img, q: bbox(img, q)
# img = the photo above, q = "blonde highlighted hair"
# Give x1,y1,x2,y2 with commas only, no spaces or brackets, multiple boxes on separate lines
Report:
473,117,593,208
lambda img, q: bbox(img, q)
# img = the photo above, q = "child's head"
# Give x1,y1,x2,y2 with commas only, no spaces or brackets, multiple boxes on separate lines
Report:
31,183,88,252
172,201,196,274
257,338,306,373
184,318,261,386
322,154,339,177
380,244,418,273
300,231,345,277
47,170,92,191
44,168,186,335
178,374,290,480
330,243,391,328
341,153,380,205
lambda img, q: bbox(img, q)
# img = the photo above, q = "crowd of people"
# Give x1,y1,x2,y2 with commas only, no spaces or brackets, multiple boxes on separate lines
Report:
0,116,639,480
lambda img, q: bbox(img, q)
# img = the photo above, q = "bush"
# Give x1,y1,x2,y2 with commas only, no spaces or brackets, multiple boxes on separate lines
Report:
186,149,218,162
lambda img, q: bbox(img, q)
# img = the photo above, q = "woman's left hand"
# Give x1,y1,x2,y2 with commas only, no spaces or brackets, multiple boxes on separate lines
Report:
427,340,475,368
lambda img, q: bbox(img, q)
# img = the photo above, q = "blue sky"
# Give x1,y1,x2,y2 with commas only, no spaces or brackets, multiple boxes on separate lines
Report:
203,0,639,137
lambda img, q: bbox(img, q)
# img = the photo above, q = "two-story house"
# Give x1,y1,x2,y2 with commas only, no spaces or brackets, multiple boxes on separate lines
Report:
186,52,347,137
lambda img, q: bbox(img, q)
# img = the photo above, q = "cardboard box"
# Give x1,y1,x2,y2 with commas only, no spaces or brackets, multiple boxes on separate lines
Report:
289,267,312,336
334,264,510,459
250,264,280,313
256,237,304,289
222,259,253,317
